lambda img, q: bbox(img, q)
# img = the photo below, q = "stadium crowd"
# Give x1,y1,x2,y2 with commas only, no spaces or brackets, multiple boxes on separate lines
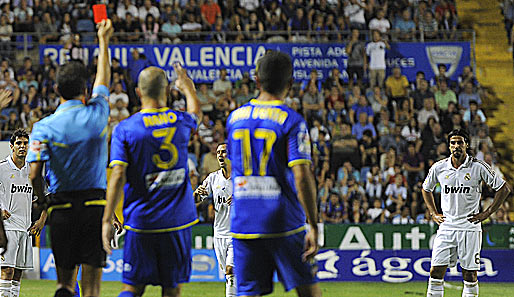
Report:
0,0,509,227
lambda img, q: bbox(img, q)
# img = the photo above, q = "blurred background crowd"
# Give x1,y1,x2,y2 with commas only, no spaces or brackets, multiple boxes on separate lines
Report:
0,0,508,226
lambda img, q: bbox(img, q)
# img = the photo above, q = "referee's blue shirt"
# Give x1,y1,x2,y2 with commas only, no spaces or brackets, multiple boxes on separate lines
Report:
26,85,110,194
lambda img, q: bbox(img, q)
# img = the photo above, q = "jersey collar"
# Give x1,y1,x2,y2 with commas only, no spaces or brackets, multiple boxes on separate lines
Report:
447,154,471,170
7,156,26,171
140,107,170,114
55,100,84,115
249,99,284,106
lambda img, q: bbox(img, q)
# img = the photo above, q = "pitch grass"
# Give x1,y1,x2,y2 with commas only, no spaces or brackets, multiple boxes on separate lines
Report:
18,280,514,296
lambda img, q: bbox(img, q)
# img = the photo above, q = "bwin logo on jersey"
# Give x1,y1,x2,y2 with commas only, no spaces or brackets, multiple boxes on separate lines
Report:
444,184,470,194
10,184,32,194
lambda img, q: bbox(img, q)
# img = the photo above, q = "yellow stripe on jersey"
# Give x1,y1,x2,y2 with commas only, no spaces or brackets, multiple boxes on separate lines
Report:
47,203,72,216
250,99,284,106
288,159,312,168
124,219,199,233
52,141,69,148
231,225,306,239
84,200,107,207
109,160,128,168
140,107,170,114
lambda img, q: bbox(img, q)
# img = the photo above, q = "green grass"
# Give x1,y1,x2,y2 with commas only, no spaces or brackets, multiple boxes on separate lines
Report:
17,280,514,296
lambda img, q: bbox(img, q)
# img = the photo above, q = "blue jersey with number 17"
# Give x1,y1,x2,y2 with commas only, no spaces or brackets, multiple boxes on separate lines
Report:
110,107,199,232
226,99,312,239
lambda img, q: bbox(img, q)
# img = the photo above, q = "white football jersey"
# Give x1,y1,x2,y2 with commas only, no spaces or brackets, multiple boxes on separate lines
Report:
423,155,505,231
0,157,33,231
202,169,232,238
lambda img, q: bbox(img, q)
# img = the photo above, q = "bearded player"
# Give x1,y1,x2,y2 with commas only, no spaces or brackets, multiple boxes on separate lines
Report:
194,143,235,297
422,129,511,297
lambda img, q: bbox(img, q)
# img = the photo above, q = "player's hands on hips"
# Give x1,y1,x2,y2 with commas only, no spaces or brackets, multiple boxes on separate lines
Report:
193,185,208,202
431,213,445,225
0,89,13,109
1,210,10,220
96,19,114,42
173,62,196,95
28,219,44,236
102,221,115,255
303,227,319,262
468,210,490,224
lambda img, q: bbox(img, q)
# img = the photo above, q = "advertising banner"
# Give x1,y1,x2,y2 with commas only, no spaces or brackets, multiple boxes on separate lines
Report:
40,42,470,83
315,249,514,282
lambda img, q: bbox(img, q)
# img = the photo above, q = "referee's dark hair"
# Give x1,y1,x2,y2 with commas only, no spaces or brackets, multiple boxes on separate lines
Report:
447,128,470,145
10,128,29,145
56,61,88,100
256,50,293,97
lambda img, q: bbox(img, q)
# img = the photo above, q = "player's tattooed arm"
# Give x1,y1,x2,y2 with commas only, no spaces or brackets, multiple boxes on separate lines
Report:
421,189,445,225
468,181,512,224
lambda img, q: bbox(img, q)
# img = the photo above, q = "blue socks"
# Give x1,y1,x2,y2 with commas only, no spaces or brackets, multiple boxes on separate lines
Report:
118,292,137,297
74,282,80,297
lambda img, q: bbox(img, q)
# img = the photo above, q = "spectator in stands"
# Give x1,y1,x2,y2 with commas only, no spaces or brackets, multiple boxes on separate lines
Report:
227,13,244,42
421,120,444,160
367,86,388,114
302,83,324,123
36,12,57,43
197,84,216,116
138,0,160,22
439,9,458,40
235,84,253,107
128,49,150,85
431,64,452,89
1,3,14,25
199,142,219,180
321,191,345,224
210,17,226,43
417,97,439,129
2,111,22,140
402,141,425,187
324,68,344,94
411,79,433,111
350,198,366,223
376,107,395,138
265,12,287,42
0,70,20,105
213,68,232,97
435,0,457,18
350,93,374,125
434,80,457,111
395,8,416,40
392,206,415,224
58,12,75,44
419,11,438,40
246,11,265,41
121,12,142,42
458,65,478,91
395,98,413,128
458,82,482,110
352,112,376,141
411,71,426,91
369,9,390,34
0,14,12,55
109,98,130,129
142,14,159,43
117,0,139,20
161,13,182,44
201,0,221,27
18,70,37,94
181,13,202,41
288,7,310,42
470,126,494,152
344,0,367,30
401,117,421,143
366,30,389,88
385,67,409,111
326,86,347,122
109,82,129,109
40,67,56,98
16,56,33,79
332,123,360,171
13,0,33,32
301,69,322,94
365,165,383,200
359,130,378,169
385,174,407,212
367,199,390,223
463,100,486,125
346,29,367,88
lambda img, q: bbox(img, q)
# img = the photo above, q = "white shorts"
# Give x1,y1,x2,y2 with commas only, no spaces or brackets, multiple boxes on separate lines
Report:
214,237,234,273
0,230,33,269
431,229,482,271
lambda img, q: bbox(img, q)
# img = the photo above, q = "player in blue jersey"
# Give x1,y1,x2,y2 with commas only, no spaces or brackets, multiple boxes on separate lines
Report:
102,62,202,297
226,51,321,297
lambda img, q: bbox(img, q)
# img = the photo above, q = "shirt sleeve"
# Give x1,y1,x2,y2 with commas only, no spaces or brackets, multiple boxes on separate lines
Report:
26,122,50,163
89,85,110,122
479,161,505,191
181,111,200,131
201,173,213,198
422,164,439,192
287,117,312,167
109,124,129,168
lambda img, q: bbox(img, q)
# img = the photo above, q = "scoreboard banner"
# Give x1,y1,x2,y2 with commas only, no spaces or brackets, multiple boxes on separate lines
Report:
39,42,470,83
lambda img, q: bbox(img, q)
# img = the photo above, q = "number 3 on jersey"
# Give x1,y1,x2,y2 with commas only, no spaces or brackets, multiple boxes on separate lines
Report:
232,128,277,176
152,127,178,169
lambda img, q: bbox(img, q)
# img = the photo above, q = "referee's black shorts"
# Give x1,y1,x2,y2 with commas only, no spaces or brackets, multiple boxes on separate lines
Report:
48,189,107,269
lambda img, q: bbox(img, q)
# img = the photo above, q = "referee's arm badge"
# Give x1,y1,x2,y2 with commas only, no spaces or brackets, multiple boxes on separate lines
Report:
30,140,48,153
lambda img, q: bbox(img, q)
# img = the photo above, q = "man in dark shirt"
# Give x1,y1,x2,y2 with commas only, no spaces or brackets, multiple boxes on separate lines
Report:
410,79,433,111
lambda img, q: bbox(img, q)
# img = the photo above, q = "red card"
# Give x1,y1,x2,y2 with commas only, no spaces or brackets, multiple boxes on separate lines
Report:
93,4,108,24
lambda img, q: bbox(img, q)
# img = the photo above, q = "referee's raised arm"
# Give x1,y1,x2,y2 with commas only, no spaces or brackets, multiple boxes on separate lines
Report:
93,19,114,91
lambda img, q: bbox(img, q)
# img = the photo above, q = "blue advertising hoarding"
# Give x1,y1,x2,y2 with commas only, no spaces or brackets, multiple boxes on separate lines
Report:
40,248,513,282
39,42,470,84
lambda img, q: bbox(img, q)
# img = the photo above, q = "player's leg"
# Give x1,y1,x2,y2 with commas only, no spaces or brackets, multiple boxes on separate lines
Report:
161,285,180,297
0,266,14,297
158,229,193,297
271,232,319,297
458,231,481,297
233,238,274,297
55,266,78,296
0,230,19,297
80,265,102,297
120,231,155,296
225,239,236,297
118,284,146,297
461,270,478,297
427,230,457,297
11,269,23,297
427,266,447,297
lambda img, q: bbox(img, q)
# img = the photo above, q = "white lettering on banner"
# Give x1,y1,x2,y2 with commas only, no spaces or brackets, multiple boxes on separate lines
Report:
406,227,426,250
200,47,214,67
103,259,124,273
387,57,416,68
382,257,413,283
185,47,199,67
352,250,381,276
234,176,281,199
339,226,371,250
393,233,402,250
293,58,339,69
315,250,340,279
413,257,431,277
170,47,185,66
429,233,436,249
216,47,230,66
232,47,244,66
43,253,56,272
375,233,384,250
155,47,171,67
291,47,323,57
478,258,498,277
326,47,346,57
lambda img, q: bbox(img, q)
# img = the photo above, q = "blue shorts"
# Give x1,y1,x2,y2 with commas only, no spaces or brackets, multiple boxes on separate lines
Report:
123,228,192,288
233,231,318,296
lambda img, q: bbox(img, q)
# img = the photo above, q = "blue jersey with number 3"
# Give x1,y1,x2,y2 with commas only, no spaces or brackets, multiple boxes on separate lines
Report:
226,99,312,239
110,107,198,232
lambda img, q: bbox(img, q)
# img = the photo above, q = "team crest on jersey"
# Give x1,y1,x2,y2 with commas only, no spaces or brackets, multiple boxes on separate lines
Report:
464,173,471,181
29,140,47,153
445,175,449,179
9,174,14,179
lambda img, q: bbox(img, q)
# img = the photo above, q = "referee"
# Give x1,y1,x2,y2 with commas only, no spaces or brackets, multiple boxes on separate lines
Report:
27,20,114,297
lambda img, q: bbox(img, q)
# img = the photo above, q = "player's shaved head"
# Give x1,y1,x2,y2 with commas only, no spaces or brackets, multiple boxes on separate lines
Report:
138,67,168,99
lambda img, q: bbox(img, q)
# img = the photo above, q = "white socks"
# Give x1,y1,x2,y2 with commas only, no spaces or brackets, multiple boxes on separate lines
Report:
226,274,236,297
0,280,10,297
427,277,444,297
462,280,479,297
11,280,20,297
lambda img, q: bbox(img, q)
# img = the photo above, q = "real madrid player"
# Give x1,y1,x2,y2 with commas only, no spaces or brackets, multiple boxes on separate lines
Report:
0,129,47,297
193,143,235,297
422,129,511,297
